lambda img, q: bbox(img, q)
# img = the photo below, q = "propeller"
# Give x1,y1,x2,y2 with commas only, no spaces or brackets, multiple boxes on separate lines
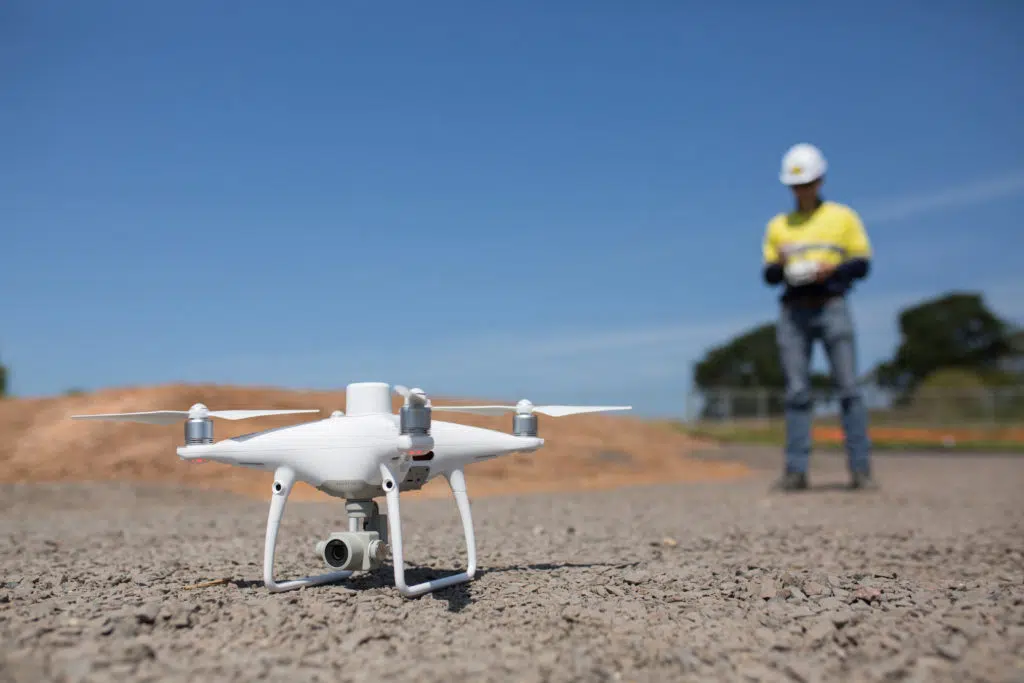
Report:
430,399,631,418
70,403,320,425
392,385,430,407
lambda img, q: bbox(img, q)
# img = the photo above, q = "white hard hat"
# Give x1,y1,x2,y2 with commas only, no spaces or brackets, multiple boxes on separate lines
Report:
779,143,827,186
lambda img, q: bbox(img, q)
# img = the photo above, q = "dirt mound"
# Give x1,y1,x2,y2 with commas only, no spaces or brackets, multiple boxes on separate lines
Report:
0,384,748,500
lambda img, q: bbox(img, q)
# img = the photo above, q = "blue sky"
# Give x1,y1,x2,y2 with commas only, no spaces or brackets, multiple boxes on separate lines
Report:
3,1,1023,417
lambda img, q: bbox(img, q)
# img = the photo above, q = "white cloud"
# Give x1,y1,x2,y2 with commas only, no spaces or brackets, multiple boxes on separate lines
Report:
436,286,947,364
174,173,1024,414
176,285,934,395
860,170,1024,224
464,317,764,359
185,277,1016,379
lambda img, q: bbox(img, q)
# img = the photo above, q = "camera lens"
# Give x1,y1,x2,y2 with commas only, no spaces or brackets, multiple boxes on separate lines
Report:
324,539,349,568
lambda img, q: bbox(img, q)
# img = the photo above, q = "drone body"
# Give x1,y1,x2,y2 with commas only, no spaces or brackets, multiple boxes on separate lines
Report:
71,381,630,598
173,383,544,499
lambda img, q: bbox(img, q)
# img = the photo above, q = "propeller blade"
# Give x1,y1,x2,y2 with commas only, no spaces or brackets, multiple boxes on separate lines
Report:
430,405,516,416
430,404,632,417
70,409,320,424
532,405,632,417
208,409,320,420
69,411,191,425
392,385,429,406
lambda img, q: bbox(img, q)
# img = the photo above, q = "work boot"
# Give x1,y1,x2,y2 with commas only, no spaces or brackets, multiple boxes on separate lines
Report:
771,471,808,492
849,471,878,491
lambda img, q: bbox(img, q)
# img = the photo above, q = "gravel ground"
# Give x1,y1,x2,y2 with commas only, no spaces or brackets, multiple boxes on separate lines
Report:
1,448,1022,683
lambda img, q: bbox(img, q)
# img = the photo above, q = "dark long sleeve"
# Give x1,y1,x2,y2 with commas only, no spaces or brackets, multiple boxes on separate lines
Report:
763,262,784,285
833,257,870,282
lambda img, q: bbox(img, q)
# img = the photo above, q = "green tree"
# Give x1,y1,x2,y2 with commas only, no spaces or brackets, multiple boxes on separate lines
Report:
873,292,1015,403
0,360,6,398
692,322,832,419
908,367,991,422
997,327,1024,379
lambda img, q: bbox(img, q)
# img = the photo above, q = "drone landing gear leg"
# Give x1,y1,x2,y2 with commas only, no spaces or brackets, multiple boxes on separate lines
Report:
380,464,477,598
263,466,354,593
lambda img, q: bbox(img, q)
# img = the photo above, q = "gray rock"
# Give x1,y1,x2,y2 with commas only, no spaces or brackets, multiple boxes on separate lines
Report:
805,619,834,647
760,578,779,600
134,602,162,625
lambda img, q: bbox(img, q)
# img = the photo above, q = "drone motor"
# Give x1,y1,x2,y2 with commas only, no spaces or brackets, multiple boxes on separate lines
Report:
399,401,430,438
394,385,434,457
512,412,538,437
184,416,214,445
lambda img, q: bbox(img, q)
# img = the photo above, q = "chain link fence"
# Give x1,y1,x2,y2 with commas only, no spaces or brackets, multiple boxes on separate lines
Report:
684,385,1024,428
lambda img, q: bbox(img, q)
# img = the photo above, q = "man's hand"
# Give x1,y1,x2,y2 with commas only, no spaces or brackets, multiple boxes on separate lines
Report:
815,262,836,281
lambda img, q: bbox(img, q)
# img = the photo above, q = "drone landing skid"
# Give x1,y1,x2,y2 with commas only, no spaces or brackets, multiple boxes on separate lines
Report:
261,464,477,598
263,466,354,592
380,463,477,598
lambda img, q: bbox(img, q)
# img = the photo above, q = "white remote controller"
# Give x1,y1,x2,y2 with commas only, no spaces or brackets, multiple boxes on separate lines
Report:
784,259,819,286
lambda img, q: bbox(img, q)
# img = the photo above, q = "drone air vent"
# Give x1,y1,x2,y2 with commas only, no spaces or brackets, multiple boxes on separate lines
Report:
185,417,214,445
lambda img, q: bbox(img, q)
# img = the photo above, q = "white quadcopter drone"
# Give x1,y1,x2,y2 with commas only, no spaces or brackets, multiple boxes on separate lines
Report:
71,382,630,598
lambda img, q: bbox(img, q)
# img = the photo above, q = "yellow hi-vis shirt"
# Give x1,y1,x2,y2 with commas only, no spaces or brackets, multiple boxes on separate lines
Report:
761,200,872,300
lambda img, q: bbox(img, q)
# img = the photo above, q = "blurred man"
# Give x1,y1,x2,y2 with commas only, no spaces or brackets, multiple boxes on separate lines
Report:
761,143,876,491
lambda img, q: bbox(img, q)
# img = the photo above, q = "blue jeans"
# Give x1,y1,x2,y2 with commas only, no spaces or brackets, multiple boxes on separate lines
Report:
776,296,871,475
